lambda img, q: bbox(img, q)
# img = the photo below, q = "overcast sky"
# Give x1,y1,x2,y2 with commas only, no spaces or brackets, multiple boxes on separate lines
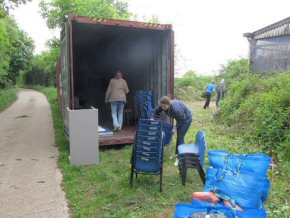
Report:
11,0,290,75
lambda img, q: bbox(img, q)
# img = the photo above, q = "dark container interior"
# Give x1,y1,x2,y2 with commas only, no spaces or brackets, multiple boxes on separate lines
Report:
70,21,172,145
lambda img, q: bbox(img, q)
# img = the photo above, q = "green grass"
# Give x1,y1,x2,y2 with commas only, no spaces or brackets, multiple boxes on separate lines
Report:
37,87,289,218
0,88,17,112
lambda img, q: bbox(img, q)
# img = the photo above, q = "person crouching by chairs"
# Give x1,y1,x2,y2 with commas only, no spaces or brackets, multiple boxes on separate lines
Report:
154,96,192,162
203,80,216,109
105,71,129,131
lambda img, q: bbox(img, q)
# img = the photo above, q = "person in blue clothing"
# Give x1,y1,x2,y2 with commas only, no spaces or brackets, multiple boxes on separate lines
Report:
203,80,216,109
154,96,192,155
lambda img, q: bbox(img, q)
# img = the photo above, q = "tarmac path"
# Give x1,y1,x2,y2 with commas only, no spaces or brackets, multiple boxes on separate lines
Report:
0,89,69,218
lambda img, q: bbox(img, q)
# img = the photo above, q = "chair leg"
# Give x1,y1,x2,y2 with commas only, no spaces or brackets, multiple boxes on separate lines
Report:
178,162,184,183
181,157,187,186
130,166,134,187
193,155,206,184
160,172,163,192
135,172,138,179
182,167,187,186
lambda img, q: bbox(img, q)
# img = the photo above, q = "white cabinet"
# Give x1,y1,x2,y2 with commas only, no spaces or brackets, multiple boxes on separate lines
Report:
67,107,99,165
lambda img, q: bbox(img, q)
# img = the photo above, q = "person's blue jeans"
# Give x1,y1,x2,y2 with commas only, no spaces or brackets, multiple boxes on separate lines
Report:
176,119,192,154
111,101,125,129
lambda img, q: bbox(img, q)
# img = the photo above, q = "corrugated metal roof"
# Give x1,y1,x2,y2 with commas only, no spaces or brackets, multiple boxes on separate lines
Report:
244,17,290,39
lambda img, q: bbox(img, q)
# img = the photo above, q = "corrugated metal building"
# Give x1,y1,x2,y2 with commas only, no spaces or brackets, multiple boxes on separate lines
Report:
244,17,290,73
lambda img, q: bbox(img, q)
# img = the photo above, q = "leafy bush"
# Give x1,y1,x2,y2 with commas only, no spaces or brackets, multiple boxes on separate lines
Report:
23,47,59,87
175,70,213,101
216,72,290,160
0,16,34,88
217,58,249,86
0,88,17,111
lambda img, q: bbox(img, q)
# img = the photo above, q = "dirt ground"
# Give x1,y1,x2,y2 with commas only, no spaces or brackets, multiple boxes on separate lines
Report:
0,89,69,218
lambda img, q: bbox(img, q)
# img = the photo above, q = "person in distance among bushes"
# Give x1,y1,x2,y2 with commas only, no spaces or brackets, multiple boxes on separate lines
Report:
215,79,226,108
203,80,216,109
154,96,192,157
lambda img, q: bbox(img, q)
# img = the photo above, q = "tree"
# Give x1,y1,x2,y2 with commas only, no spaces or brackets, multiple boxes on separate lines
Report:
0,19,11,87
218,58,249,78
45,36,60,49
39,0,131,30
24,48,60,87
5,16,34,82
217,58,249,86
148,15,159,23
29,0,133,87
0,15,34,88
1,0,31,16
4,16,34,83
24,36,60,87
184,70,197,78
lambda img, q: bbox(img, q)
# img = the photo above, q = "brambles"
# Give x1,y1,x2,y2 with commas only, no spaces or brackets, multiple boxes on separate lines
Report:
216,72,290,161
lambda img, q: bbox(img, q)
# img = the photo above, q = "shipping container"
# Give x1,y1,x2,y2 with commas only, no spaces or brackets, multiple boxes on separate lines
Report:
57,15,174,146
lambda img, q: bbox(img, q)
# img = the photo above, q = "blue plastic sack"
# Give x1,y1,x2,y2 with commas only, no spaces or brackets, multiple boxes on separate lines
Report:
262,178,270,202
174,203,235,218
208,150,271,177
208,150,229,168
190,199,267,218
160,121,173,133
160,121,173,145
163,132,172,145
235,209,267,218
204,168,265,209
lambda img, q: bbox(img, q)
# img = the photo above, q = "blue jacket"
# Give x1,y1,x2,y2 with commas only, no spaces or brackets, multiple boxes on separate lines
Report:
206,83,216,94
154,100,192,126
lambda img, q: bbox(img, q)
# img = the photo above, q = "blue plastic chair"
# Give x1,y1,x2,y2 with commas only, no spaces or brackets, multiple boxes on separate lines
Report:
134,90,155,119
130,119,164,192
177,130,206,185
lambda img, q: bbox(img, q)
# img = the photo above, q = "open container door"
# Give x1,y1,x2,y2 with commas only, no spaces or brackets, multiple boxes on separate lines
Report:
59,22,72,136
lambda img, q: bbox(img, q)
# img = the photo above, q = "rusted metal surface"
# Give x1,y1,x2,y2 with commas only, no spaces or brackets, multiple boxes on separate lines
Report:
170,30,175,99
99,127,135,146
69,15,172,31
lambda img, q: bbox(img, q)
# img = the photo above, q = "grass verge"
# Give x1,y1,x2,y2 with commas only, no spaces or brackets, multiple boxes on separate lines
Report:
0,88,17,112
38,87,289,218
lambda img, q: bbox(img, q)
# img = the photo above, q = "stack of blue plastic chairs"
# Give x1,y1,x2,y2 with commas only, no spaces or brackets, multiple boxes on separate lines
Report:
174,150,271,218
134,90,154,119
134,90,173,145
130,119,164,192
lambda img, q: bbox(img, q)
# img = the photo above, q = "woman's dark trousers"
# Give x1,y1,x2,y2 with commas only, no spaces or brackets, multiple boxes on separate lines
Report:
175,120,192,154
